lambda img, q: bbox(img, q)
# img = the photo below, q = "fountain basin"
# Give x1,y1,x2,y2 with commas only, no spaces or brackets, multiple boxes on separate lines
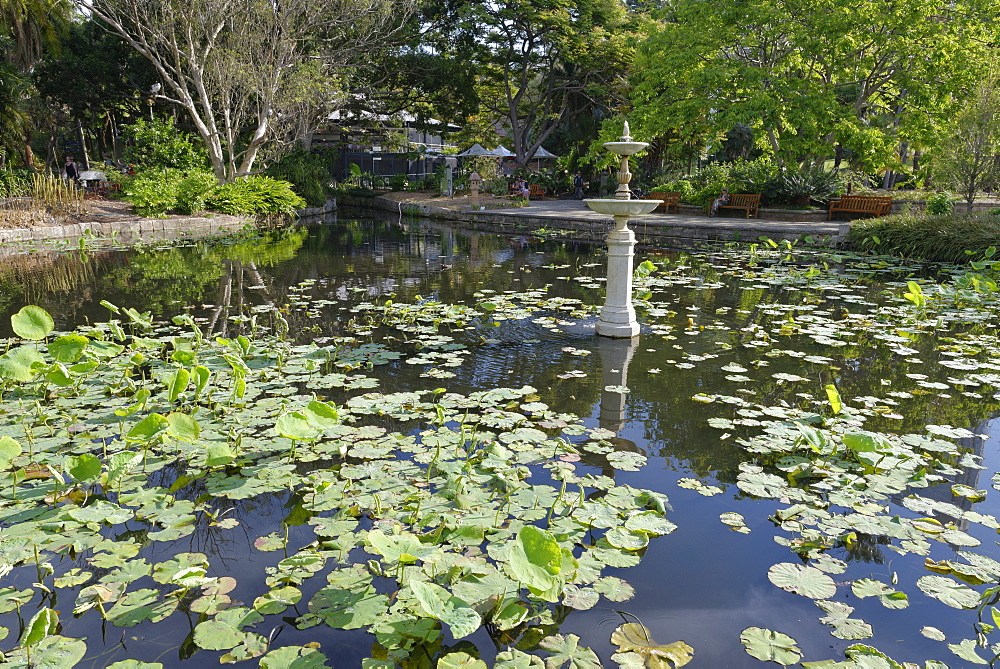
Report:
584,198,661,216
602,141,649,156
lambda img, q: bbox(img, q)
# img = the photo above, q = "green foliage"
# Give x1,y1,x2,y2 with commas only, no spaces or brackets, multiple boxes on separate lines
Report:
175,171,219,215
264,150,332,208
925,191,955,215
774,168,841,203
122,118,208,172
729,158,780,198
204,177,306,216
120,169,186,217
0,168,31,197
848,211,1000,263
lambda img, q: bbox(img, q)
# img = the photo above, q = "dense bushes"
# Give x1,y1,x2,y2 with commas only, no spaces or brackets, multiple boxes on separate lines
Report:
264,150,333,207
650,158,843,208
204,176,306,215
122,169,305,217
121,118,208,172
847,211,1000,263
0,168,31,197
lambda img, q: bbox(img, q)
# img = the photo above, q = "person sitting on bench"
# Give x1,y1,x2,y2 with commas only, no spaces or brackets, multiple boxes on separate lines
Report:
709,188,729,217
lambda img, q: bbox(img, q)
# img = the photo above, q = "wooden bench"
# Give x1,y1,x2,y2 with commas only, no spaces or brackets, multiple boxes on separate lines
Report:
647,191,680,214
828,195,893,220
715,193,761,218
528,185,545,200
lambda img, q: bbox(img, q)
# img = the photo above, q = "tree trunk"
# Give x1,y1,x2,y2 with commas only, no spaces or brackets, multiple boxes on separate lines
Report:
75,120,90,171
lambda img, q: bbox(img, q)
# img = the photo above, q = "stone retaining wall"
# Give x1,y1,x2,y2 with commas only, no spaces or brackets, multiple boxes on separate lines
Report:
0,214,251,246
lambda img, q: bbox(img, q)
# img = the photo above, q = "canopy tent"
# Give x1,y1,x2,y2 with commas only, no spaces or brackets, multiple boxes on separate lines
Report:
491,145,515,157
529,146,558,158
456,143,495,157
528,145,558,170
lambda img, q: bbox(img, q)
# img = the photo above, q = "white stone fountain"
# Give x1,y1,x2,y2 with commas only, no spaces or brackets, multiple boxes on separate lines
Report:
584,122,660,338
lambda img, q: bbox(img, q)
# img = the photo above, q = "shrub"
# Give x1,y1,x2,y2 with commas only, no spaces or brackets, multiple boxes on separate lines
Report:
121,118,208,172
774,168,841,204
204,176,306,216
264,150,332,207
729,158,781,199
120,169,186,217
925,191,954,215
388,173,408,192
175,171,219,215
0,168,31,197
847,211,1000,263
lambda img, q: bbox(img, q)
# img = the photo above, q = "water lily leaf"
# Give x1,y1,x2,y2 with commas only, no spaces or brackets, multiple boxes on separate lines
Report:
49,334,88,363
166,412,200,443
126,413,169,443
494,649,545,668
719,512,750,533
308,586,388,629
508,525,562,593
921,627,946,641
168,368,190,402
7,634,87,668
605,528,649,551
193,620,245,651
365,529,437,564
0,435,22,467
409,579,481,639
275,411,320,441
593,576,634,602
205,443,236,467
561,584,599,610
20,606,58,647
740,627,801,665
107,661,164,668
107,588,178,626
436,652,487,668
610,623,693,668
253,586,301,615
66,453,102,482
258,645,329,668
537,634,600,668
305,399,339,428
254,533,286,552
917,575,980,609
948,638,988,664
0,345,45,380
768,563,837,599
11,305,54,340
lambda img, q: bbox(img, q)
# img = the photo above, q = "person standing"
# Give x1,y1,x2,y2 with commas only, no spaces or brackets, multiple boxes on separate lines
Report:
64,156,79,184
574,172,585,199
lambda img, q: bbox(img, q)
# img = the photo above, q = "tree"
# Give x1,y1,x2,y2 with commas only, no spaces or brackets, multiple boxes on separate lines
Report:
85,0,410,182
629,0,991,173
425,0,638,168
936,77,1000,212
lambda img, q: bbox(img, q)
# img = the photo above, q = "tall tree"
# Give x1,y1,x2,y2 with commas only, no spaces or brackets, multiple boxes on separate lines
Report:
629,0,991,172
85,0,411,182
936,76,1000,212
426,0,638,168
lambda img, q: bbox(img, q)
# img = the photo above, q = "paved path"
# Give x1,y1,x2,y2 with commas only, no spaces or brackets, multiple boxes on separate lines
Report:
475,198,846,245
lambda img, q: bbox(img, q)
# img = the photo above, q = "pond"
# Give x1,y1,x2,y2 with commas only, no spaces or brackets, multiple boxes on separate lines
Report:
0,211,998,668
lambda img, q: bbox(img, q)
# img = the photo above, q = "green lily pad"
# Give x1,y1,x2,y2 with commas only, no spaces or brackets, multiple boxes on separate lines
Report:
768,563,837,599
740,627,802,665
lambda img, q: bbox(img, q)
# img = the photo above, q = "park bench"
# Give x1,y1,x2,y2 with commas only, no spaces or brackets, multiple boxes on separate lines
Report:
528,185,545,200
715,193,761,218
647,191,680,214
827,195,893,220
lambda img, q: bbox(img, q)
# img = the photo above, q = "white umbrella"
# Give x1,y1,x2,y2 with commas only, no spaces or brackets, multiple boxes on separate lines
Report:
456,143,494,157
491,145,515,157
528,146,558,170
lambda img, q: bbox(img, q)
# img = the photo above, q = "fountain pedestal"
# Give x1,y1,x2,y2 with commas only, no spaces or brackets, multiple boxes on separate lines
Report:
598,215,639,337
583,123,660,338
